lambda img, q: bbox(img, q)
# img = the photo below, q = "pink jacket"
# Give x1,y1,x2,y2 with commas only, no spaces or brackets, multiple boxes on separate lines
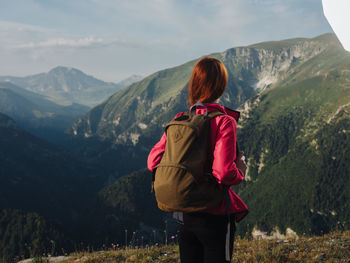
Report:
147,103,248,222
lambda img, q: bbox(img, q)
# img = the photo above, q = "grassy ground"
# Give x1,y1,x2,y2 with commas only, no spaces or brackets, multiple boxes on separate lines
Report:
47,231,350,263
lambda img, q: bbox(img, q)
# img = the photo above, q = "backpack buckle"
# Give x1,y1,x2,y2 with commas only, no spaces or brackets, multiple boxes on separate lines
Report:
190,102,208,116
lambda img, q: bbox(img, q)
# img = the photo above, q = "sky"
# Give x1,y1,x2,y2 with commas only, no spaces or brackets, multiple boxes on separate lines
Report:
0,0,333,82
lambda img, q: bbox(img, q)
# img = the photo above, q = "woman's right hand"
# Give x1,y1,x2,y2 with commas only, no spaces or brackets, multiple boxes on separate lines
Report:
236,151,247,174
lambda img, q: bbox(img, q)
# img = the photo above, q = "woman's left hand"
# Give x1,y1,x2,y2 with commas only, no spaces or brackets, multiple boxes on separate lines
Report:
236,151,247,174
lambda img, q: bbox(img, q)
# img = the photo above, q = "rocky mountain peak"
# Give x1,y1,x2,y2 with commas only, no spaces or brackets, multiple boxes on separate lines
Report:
48,66,83,75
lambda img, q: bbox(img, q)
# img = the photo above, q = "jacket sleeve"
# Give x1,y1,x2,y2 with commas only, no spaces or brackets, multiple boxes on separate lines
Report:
212,116,244,185
147,132,167,172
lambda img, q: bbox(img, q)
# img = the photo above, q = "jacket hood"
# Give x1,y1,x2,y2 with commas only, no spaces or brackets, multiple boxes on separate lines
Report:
190,103,240,122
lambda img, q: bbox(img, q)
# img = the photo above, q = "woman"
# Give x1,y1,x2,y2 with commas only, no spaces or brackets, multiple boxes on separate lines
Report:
147,56,248,263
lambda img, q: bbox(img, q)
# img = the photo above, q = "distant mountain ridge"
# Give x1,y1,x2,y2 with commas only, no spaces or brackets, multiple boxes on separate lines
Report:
0,67,142,107
0,81,89,142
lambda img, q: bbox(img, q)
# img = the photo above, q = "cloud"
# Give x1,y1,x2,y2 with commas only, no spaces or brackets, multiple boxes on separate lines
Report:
16,36,115,49
0,20,145,52
0,20,48,33
0,20,52,49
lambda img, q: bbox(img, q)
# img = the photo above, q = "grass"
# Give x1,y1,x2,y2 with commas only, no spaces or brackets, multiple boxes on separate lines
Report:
60,245,179,263
56,231,350,263
233,231,350,263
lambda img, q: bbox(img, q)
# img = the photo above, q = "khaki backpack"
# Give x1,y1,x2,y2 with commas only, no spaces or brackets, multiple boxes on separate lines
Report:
152,105,225,212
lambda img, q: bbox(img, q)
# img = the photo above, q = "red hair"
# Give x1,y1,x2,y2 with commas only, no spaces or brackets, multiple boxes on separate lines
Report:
188,56,228,105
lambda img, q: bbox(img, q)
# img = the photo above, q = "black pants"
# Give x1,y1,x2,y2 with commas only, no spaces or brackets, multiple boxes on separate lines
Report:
178,213,236,263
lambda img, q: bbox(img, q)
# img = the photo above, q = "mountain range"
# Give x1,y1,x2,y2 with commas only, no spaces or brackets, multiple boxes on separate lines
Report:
66,33,350,237
1,33,349,261
0,67,143,107
0,68,142,142
68,34,337,146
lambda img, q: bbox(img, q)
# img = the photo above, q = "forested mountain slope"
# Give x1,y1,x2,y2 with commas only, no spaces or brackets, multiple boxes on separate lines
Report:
0,113,103,226
237,50,350,235
0,209,71,263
